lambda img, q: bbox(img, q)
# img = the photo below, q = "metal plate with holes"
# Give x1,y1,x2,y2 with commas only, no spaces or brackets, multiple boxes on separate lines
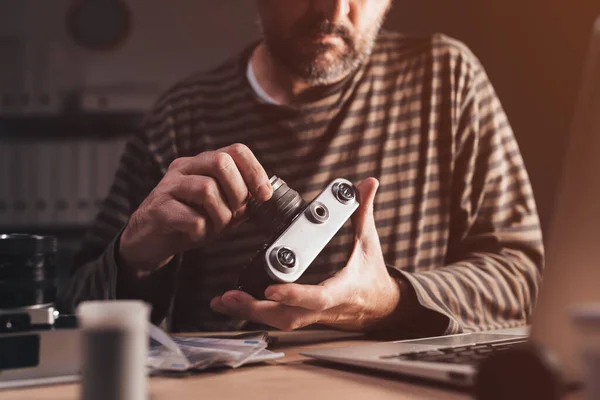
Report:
263,178,359,283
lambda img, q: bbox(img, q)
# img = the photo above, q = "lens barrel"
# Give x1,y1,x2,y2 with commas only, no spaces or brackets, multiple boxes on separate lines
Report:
248,176,307,238
0,234,57,309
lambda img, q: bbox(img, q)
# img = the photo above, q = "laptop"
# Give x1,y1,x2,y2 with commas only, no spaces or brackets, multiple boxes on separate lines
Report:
301,16,600,387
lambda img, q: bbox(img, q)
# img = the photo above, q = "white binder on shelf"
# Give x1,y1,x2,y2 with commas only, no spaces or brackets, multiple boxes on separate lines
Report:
1,36,79,116
53,141,75,225
94,137,121,216
67,140,80,226
36,140,55,226
47,141,59,226
77,83,160,114
26,141,42,226
0,140,11,227
110,137,127,183
19,38,42,115
4,141,18,227
12,141,28,226
47,141,61,226
88,138,100,222
29,39,60,115
0,35,23,116
74,139,94,225
93,138,107,219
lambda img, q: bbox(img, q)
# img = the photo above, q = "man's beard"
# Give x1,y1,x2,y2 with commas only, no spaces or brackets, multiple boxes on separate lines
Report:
258,12,388,85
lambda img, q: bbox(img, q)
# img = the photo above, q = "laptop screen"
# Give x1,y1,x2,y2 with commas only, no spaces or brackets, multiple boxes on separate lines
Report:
530,15,600,382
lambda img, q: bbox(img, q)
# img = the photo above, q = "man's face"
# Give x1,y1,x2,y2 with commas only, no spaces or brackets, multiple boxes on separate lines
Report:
257,0,392,85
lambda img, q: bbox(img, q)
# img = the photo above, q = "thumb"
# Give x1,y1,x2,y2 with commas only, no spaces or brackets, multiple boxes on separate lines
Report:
351,177,379,240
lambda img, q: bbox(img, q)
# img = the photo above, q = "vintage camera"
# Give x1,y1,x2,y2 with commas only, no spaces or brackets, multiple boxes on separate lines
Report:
0,233,61,333
0,234,80,388
237,176,360,299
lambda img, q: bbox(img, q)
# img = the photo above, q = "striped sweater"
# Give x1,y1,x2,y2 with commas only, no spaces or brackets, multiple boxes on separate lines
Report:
59,31,545,335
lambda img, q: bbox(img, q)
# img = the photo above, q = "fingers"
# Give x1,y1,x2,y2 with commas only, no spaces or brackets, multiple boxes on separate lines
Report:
210,291,317,331
169,175,233,233
158,199,208,242
264,281,346,312
165,143,272,236
351,177,380,240
171,143,272,209
222,143,272,202
170,151,248,211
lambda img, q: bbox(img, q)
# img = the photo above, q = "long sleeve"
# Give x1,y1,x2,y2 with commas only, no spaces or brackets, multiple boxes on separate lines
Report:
57,103,180,325
391,50,545,335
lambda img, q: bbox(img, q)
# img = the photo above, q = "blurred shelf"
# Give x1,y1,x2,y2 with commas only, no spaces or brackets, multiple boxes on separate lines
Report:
0,112,144,138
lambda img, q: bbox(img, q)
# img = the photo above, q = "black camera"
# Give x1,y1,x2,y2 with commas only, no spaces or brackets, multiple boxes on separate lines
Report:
0,233,61,333
0,234,80,387
237,176,360,299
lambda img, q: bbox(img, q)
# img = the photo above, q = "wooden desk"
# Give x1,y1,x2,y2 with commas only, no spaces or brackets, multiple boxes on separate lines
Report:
0,331,472,400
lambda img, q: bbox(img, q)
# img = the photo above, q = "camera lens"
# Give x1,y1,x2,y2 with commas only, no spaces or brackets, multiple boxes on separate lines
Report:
248,176,307,237
333,182,356,204
0,234,57,309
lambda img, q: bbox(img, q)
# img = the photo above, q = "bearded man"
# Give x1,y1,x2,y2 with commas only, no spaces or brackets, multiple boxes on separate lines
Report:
60,0,544,337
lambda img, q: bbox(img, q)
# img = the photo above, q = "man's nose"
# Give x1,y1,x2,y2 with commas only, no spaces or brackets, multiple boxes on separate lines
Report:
313,0,351,22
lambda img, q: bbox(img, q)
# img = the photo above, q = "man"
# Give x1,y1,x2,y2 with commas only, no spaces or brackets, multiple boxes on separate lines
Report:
59,0,544,336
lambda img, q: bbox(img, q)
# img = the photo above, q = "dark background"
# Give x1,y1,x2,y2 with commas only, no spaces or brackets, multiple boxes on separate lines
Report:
390,0,600,237
1,1,600,270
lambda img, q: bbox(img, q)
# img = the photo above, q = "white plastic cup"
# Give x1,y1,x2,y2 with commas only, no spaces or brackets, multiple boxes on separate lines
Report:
571,303,600,400
76,300,150,400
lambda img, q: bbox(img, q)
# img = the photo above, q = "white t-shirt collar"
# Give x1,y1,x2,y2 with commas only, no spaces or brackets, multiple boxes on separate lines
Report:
246,59,280,105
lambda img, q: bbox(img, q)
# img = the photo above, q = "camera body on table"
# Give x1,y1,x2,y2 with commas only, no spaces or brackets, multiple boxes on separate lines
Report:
0,234,80,388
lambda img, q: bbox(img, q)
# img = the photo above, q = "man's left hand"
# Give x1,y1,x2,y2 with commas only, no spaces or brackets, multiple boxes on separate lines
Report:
210,177,402,332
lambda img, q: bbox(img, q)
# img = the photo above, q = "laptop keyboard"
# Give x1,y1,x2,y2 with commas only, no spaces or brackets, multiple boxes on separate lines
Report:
380,339,527,366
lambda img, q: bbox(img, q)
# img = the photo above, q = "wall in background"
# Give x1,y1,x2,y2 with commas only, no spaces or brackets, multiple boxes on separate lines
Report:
80,1,259,89
388,0,600,236
2,0,600,236
0,0,259,92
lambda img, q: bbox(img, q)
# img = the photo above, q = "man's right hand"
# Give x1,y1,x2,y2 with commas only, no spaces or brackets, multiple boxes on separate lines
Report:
118,143,273,276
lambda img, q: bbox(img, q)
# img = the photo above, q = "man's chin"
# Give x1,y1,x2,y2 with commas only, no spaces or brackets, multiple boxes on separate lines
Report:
294,63,353,85
267,43,358,83
295,48,348,68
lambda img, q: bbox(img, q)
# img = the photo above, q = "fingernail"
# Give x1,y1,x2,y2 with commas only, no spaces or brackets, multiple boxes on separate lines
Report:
232,209,244,221
257,183,272,201
268,292,282,302
210,298,223,311
222,294,239,306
